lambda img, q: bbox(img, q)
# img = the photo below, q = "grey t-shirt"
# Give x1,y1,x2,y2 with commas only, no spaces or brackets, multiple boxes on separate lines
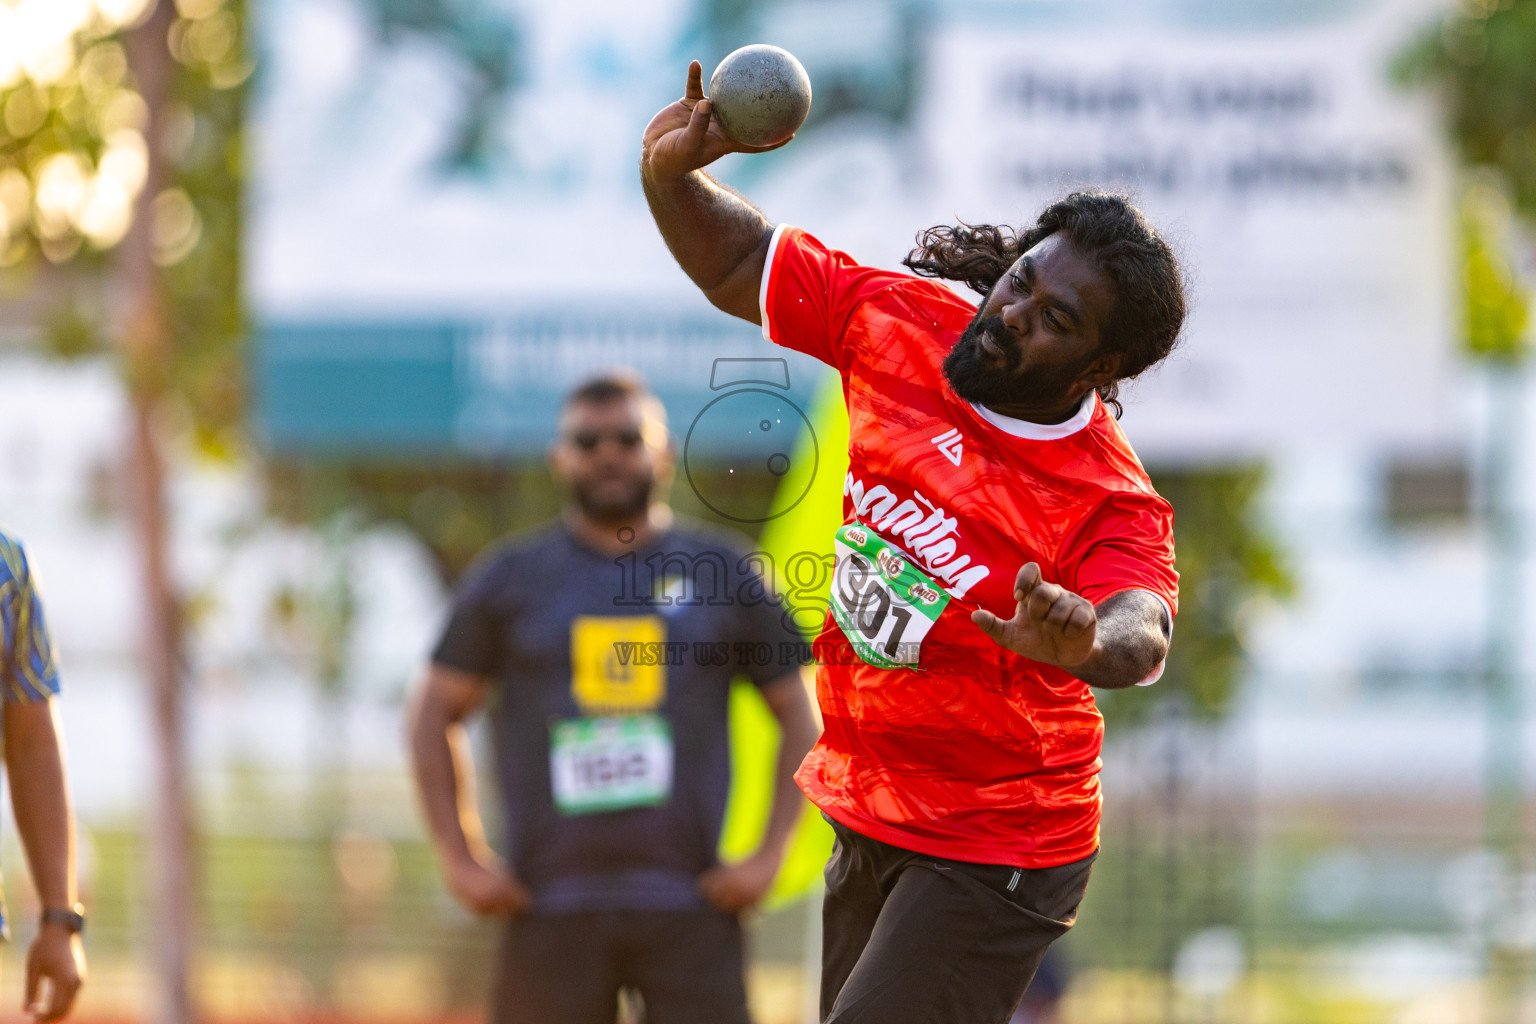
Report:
432,520,805,913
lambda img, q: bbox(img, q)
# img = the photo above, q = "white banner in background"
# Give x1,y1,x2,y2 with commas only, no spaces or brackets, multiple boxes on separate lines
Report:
911,13,1455,458
253,0,1456,460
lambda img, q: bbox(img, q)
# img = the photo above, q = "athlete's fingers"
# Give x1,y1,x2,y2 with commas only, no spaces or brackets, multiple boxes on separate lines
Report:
734,133,796,154
1025,581,1062,621
501,874,532,915
1061,601,1096,639
685,60,704,100
971,607,1006,640
42,968,78,1023
23,954,39,1013
684,98,713,151
698,866,750,913
1013,562,1042,601
1045,593,1080,630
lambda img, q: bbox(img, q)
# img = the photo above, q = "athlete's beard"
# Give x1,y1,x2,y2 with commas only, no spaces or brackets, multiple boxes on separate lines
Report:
944,313,1088,410
570,469,654,524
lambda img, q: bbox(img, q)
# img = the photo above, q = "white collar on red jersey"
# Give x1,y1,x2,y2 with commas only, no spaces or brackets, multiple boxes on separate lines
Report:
969,391,1097,441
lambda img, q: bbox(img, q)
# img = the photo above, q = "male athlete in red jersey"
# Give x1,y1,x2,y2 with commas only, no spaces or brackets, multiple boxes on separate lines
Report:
642,63,1185,1024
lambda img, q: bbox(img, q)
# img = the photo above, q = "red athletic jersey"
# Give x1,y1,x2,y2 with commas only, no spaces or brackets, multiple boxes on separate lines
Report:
762,225,1179,867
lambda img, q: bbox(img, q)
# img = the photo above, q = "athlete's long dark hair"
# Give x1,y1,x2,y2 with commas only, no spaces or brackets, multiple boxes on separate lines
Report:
903,191,1186,417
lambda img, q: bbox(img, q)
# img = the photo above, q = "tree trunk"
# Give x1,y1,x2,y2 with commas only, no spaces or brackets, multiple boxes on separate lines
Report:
122,3,197,1022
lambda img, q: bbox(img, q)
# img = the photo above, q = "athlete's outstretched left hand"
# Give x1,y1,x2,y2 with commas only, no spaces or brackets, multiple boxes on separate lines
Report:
972,562,1096,669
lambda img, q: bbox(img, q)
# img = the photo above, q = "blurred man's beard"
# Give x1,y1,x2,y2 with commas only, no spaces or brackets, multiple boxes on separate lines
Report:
944,313,1085,411
571,473,654,523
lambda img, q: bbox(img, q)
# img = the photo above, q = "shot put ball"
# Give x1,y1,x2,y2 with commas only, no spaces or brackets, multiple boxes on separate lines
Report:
708,44,812,148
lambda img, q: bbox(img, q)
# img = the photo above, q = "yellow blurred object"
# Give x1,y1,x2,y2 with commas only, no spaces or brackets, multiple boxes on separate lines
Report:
1461,179,1530,362
721,369,847,905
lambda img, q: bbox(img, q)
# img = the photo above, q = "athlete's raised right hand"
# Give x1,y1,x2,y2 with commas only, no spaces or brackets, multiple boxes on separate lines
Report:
446,854,531,917
641,61,792,183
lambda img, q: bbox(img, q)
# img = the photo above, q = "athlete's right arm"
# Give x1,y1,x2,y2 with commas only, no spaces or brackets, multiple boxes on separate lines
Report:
406,663,531,917
640,60,790,324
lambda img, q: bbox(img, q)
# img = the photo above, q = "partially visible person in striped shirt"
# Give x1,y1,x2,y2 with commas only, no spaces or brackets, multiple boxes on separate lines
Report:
0,530,86,1021
1,533,62,703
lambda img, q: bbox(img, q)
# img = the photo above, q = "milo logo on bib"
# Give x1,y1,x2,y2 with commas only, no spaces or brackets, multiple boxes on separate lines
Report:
907,581,942,606
830,522,953,669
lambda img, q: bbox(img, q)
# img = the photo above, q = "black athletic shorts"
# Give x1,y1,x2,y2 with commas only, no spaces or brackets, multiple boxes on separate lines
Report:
820,814,1095,1024
492,907,750,1024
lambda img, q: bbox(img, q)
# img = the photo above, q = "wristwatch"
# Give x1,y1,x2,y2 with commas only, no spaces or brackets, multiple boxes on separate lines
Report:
39,904,85,935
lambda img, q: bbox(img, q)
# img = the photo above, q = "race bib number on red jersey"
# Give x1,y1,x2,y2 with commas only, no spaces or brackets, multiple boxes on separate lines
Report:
829,522,952,669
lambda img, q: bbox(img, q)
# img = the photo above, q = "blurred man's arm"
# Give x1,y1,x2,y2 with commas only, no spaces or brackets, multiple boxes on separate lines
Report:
698,670,820,912
5,698,84,1022
406,663,529,916
640,60,780,323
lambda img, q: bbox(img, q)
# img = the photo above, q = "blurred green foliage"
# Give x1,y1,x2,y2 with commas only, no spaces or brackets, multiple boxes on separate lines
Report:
1460,182,1531,360
1395,0,1536,221
164,0,251,457
267,462,558,584
1397,0,1535,363
43,300,107,358
0,15,140,267
0,0,251,455
1097,466,1295,725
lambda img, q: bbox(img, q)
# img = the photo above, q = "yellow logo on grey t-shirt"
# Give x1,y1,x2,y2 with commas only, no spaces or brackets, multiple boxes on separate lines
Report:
569,615,666,714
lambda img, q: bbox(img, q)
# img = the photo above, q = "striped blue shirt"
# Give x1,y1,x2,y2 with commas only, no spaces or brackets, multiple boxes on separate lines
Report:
0,531,61,704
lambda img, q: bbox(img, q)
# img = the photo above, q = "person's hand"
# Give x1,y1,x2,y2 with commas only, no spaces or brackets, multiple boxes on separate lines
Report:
697,851,780,914
24,926,84,1022
641,60,793,184
971,563,1097,669
445,854,531,917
